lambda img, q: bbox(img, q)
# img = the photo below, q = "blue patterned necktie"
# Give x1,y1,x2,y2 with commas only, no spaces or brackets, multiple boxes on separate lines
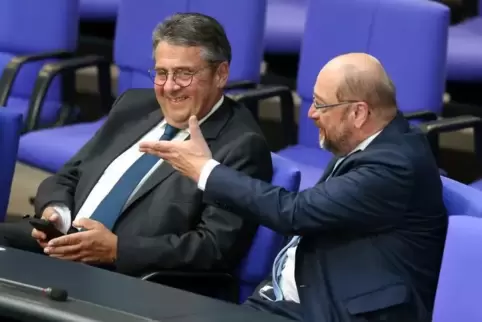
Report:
271,157,345,301
89,124,180,230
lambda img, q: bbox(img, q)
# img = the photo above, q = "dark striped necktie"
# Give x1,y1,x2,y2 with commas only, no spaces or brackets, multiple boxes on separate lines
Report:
89,124,180,230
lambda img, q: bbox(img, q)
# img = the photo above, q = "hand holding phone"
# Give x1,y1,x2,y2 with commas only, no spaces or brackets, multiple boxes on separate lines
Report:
29,218,64,241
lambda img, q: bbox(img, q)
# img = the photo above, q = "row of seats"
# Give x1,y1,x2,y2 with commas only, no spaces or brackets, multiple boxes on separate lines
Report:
79,0,482,82
3,0,481,192
78,0,307,54
2,105,482,319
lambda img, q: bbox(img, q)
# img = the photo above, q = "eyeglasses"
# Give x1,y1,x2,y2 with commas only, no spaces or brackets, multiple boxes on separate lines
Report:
148,66,211,87
312,99,360,110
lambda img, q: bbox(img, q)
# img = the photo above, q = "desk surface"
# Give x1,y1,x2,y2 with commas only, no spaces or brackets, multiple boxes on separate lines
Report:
0,247,291,322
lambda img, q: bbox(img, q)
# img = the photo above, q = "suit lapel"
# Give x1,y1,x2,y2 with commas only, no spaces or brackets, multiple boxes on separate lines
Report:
317,157,340,184
75,108,162,213
316,150,364,184
122,97,234,211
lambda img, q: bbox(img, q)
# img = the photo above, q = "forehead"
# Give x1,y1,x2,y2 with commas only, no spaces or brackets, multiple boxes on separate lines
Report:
313,69,340,102
154,41,204,69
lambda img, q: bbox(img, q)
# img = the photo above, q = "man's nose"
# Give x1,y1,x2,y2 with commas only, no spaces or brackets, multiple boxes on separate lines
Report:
308,104,318,119
163,75,181,92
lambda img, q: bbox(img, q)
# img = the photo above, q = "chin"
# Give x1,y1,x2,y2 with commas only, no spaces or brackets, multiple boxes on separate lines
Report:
166,116,189,128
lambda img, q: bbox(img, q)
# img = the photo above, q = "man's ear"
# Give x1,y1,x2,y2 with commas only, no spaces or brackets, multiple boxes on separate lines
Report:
353,102,370,129
215,62,229,89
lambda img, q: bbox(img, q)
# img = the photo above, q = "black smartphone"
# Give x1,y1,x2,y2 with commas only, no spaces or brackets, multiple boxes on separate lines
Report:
29,218,64,240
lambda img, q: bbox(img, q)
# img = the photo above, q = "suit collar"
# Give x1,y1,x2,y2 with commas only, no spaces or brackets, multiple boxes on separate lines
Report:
197,96,232,141
368,111,409,147
76,94,234,218
318,111,408,182
117,96,234,218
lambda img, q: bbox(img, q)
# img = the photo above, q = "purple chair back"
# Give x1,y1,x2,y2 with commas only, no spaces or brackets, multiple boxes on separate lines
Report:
442,176,482,217
189,0,266,84
114,0,266,95
433,215,482,322
236,153,301,303
0,109,22,221
296,0,449,148
0,0,79,103
79,0,119,20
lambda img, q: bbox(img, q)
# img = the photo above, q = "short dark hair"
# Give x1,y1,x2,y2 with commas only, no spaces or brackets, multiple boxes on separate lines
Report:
152,13,231,64
336,64,397,113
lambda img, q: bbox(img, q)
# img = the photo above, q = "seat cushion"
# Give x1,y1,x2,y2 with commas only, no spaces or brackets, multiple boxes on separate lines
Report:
469,178,482,191
18,118,106,173
79,0,119,20
442,176,482,217
447,17,482,81
5,96,61,126
277,145,333,190
264,0,308,53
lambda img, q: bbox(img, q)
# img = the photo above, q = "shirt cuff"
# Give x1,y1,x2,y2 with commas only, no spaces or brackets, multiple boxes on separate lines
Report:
197,159,220,191
50,204,72,234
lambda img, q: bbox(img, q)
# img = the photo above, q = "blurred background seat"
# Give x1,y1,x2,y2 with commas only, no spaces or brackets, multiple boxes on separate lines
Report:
79,0,119,21
0,109,22,222
433,215,482,322
0,0,79,127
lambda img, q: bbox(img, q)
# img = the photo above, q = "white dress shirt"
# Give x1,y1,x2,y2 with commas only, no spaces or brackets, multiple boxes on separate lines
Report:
52,96,224,234
198,130,381,303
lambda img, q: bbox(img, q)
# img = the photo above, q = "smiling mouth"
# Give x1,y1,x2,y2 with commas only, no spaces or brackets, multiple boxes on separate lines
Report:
168,96,188,102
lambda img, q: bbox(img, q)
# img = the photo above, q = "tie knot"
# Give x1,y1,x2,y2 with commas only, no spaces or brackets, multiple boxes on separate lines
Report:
161,124,180,141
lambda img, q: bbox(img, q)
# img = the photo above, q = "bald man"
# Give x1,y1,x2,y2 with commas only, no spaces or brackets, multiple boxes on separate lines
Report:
140,53,447,322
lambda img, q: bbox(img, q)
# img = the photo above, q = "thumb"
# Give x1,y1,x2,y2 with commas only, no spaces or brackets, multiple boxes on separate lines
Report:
189,115,204,143
48,213,59,223
73,218,99,231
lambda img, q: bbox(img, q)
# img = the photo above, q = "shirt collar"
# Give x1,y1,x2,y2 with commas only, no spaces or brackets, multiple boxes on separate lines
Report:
352,130,381,153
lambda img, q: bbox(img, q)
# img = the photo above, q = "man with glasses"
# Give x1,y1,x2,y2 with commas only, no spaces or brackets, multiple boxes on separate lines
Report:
0,13,272,296
141,53,447,321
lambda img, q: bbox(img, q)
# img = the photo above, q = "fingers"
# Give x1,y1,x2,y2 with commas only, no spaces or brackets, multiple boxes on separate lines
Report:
45,243,82,256
139,146,176,160
31,228,47,248
72,218,102,231
45,232,87,261
139,141,173,154
49,252,84,262
37,240,48,249
48,213,59,224
42,207,57,220
48,231,84,247
41,207,61,228
31,228,46,240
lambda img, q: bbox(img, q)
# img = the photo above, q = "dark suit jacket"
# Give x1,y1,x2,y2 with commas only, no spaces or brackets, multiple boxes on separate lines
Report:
203,112,447,322
34,89,273,279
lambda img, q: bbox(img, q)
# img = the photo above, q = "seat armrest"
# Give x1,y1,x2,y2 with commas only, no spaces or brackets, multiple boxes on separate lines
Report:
420,115,482,162
24,55,113,132
0,51,73,106
141,270,238,302
223,80,257,91
420,115,482,134
403,110,438,122
235,85,296,146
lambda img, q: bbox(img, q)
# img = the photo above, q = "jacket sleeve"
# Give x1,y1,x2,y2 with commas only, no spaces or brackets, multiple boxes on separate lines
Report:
202,149,414,235
34,92,127,217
